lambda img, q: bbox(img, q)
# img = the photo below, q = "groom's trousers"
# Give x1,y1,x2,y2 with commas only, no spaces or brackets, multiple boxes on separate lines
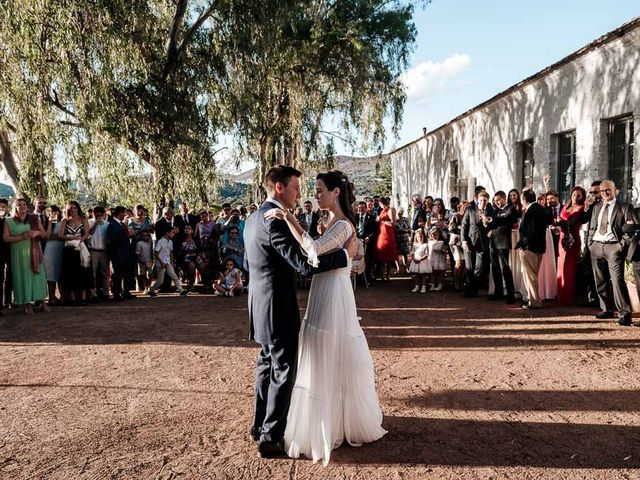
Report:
253,340,298,443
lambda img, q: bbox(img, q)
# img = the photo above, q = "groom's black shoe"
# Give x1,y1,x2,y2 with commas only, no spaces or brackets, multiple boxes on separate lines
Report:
258,439,287,458
249,426,261,442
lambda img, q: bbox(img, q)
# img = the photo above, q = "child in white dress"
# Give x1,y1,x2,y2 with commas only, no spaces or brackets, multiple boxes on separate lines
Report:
408,229,431,293
428,227,445,291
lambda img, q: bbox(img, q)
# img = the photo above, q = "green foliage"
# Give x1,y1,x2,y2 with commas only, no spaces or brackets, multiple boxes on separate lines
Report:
373,156,393,198
0,0,424,207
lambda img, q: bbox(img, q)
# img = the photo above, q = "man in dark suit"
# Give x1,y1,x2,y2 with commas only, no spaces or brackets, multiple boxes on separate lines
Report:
587,180,638,326
515,189,549,309
488,191,518,303
355,201,377,283
173,202,198,253
107,206,133,300
244,165,357,458
578,181,602,306
461,190,494,297
410,194,426,231
297,200,319,238
154,207,175,239
174,203,198,233
33,196,48,251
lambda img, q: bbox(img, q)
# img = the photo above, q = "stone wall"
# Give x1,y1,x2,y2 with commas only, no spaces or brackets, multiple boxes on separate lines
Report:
391,20,640,210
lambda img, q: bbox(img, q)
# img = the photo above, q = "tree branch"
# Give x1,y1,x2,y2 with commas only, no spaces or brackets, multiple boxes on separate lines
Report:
161,0,189,81
48,90,79,120
162,0,220,81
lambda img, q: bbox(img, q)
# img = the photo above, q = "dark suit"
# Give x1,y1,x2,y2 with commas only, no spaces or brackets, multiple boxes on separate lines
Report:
154,217,175,239
411,206,426,231
244,200,348,444
515,203,548,254
173,213,198,254
297,211,319,238
107,217,131,298
0,217,11,307
489,204,518,299
35,210,48,251
578,203,600,304
460,203,494,296
587,200,637,316
546,205,561,262
174,213,198,234
356,212,377,281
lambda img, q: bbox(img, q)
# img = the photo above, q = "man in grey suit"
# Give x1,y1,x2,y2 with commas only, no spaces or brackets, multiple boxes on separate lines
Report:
244,165,357,458
587,180,638,326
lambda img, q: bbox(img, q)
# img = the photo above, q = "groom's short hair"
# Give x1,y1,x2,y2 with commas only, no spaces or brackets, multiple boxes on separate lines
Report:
265,165,302,194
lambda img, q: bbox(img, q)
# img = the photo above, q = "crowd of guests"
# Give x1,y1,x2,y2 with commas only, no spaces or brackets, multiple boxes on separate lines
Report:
351,179,640,327
2,176,639,327
0,197,255,315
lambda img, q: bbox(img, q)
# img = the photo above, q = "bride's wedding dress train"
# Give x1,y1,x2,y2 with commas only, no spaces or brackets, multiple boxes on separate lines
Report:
284,220,386,465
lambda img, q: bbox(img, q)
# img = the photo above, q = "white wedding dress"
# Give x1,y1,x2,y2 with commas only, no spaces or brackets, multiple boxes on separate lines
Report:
284,219,387,465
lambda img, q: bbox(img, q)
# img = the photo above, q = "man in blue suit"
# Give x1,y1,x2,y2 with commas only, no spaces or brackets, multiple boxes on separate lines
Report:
244,165,357,458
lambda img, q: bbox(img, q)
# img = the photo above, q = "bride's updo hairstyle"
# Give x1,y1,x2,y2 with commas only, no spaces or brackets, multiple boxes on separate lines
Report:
316,170,356,225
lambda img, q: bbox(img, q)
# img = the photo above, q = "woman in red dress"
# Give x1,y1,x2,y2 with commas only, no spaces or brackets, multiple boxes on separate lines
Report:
375,197,398,281
556,186,586,305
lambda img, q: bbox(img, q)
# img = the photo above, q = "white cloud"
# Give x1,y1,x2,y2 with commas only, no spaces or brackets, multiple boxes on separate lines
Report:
402,53,472,102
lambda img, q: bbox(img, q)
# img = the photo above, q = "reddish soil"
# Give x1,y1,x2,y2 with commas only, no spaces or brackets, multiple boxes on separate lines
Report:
1,279,639,479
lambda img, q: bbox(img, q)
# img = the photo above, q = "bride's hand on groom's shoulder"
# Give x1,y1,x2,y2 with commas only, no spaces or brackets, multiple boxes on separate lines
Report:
264,208,286,221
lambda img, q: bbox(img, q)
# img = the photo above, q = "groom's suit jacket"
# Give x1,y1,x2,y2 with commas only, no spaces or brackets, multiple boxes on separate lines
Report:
244,200,348,345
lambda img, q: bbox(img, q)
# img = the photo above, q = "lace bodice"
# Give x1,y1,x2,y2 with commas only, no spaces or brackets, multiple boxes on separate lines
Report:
302,219,353,268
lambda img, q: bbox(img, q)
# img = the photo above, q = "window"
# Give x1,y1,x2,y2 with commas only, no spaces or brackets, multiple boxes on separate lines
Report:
517,140,534,189
448,159,467,200
556,131,576,204
608,115,634,202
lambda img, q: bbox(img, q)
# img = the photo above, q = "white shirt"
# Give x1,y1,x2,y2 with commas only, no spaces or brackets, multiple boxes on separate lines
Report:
304,212,313,231
87,219,110,250
155,237,173,265
592,198,617,243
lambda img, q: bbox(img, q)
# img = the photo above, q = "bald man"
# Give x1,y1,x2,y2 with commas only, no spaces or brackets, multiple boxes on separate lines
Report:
587,180,638,326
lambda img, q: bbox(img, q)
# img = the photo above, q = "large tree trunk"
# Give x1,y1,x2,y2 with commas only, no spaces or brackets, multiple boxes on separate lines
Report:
0,128,28,201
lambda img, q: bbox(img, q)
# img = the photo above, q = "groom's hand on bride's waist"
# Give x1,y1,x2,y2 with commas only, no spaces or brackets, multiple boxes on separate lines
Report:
345,233,358,258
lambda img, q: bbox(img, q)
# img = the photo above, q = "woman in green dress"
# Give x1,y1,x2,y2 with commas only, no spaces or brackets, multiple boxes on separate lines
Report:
2,198,49,315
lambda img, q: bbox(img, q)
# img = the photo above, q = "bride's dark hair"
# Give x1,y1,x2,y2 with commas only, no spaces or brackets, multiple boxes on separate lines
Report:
316,170,356,225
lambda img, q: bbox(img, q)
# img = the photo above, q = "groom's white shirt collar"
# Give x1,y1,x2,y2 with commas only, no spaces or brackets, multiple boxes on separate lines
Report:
265,198,284,210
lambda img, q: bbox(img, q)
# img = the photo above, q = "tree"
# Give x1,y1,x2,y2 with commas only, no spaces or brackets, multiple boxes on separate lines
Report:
0,0,221,207
0,0,426,206
213,0,422,200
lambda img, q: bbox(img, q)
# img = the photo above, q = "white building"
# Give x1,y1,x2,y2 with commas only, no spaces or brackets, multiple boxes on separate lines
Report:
391,17,640,210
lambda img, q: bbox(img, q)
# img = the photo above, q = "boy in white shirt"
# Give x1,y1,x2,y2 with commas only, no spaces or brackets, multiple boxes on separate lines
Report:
147,228,187,297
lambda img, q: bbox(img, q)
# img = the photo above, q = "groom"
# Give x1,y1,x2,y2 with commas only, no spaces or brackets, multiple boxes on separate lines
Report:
244,165,357,458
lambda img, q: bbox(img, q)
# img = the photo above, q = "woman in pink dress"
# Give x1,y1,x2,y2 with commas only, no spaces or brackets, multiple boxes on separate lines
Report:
375,197,397,281
556,186,586,305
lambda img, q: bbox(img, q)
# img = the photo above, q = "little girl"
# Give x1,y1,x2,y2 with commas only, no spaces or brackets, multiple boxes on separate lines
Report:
428,228,446,291
214,258,243,297
408,229,431,293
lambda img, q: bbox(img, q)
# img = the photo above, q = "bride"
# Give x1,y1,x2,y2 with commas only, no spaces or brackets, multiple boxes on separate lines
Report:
265,170,386,465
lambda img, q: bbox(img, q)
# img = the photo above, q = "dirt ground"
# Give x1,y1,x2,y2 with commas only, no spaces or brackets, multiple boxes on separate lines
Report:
1,278,639,480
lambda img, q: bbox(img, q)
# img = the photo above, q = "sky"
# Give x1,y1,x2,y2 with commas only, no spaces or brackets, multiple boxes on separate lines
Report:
379,0,639,153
